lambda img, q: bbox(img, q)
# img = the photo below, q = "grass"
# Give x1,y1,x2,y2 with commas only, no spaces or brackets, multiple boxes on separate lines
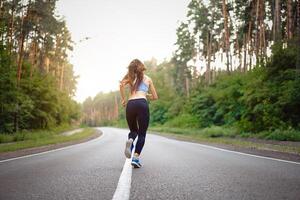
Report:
112,119,128,128
0,124,78,143
0,128,97,153
149,126,300,155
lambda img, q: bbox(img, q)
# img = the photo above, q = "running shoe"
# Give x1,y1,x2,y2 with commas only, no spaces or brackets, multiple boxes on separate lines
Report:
124,138,133,158
131,157,142,168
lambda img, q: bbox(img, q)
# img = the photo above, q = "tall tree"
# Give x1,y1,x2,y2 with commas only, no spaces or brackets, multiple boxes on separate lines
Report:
174,22,195,95
273,0,281,42
222,0,230,72
286,0,293,40
297,0,300,71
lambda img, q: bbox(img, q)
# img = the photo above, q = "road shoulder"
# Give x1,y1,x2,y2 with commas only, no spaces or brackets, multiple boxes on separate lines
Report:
149,130,300,163
0,128,102,161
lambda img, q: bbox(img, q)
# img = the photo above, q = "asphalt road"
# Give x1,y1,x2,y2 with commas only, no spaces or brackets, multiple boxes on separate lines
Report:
0,127,300,200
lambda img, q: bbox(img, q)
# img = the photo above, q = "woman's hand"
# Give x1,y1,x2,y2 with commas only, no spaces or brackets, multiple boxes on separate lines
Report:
148,79,158,100
120,77,128,107
121,99,127,107
146,93,154,100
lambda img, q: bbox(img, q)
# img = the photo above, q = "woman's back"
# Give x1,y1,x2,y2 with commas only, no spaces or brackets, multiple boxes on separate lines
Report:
128,75,151,100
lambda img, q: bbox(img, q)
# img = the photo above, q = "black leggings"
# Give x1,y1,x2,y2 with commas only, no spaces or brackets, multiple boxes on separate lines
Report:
126,98,149,155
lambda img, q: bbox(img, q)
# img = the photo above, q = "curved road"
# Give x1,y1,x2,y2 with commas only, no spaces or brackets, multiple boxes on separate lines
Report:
0,127,300,200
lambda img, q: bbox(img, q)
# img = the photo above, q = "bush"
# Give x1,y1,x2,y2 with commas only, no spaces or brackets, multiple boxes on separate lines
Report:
150,101,169,125
201,126,238,138
257,129,300,141
164,113,199,128
0,134,14,143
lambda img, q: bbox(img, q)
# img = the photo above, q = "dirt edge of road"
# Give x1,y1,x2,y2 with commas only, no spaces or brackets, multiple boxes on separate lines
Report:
0,128,102,161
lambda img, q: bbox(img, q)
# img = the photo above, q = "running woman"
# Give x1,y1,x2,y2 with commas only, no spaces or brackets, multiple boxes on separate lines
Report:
119,59,158,168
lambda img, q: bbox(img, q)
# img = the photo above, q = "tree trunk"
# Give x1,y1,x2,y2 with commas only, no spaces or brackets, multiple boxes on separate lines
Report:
17,15,25,86
249,38,253,70
221,36,224,62
243,34,247,72
273,0,281,42
185,76,190,97
247,20,252,71
60,64,64,90
8,2,16,55
255,0,260,65
297,0,300,72
222,0,230,73
30,40,38,77
287,0,293,40
0,0,3,42
230,52,233,71
236,33,242,72
259,0,266,62
206,32,211,85
44,56,50,73
17,1,31,85
212,65,216,83
0,0,3,18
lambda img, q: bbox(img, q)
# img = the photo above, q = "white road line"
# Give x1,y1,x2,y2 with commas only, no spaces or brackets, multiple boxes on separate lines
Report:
180,140,300,165
112,158,132,200
0,129,104,163
148,132,300,165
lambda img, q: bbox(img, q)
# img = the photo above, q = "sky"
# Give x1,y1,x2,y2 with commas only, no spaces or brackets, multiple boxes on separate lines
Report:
56,0,190,103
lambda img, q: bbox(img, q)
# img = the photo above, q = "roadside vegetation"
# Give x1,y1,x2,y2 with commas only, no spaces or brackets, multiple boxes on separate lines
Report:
0,1,91,153
0,1,80,134
0,126,96,153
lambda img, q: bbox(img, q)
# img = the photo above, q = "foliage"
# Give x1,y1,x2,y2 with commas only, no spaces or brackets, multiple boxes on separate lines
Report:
163,113,199,129
0,0,80,133
146,43,300,141
81,92,119,126
187,44,300,134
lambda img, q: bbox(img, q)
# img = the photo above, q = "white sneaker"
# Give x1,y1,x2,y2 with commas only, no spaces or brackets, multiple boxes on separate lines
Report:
124,139,133,158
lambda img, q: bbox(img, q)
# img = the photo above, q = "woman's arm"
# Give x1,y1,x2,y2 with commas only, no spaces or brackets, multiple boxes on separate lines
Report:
119,77,128,107
147,78,158,100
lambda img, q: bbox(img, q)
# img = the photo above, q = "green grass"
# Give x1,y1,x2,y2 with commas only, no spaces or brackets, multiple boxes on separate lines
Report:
112,119,128,128
0,128,97,153
150,126,239,138
149,126,300,155
0,124,78,143
256,129,300,141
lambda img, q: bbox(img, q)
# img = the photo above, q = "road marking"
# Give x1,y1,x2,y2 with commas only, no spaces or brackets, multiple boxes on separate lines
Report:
0,129,104,163
181,140,300,165
112,158,132,200
148,132,300,165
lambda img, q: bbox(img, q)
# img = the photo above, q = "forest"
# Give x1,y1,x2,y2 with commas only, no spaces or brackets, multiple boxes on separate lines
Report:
82,0,300,141
0,0,80,133
1,0,299,142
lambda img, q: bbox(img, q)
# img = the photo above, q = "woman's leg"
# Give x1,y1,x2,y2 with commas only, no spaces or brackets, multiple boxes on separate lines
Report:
126,101,138,141
134,100,150,155
125,101,139,158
